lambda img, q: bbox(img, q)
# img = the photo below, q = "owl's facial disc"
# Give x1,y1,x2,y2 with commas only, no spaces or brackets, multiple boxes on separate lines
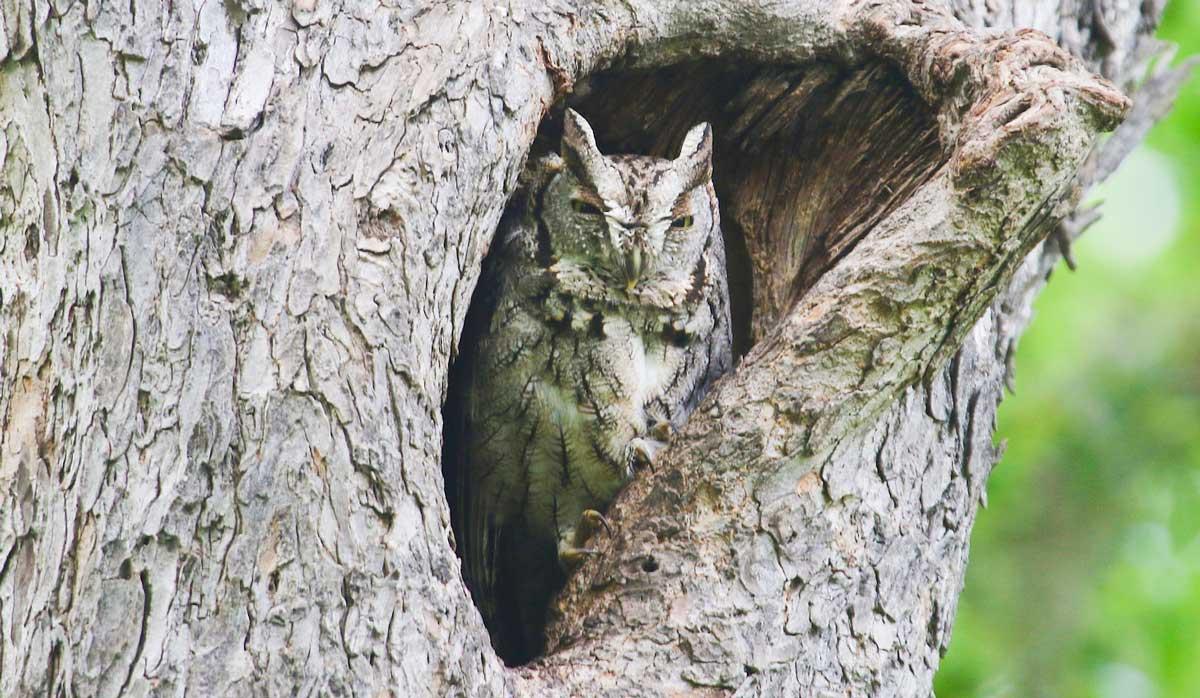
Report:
554,110,715,296
595,206,657,289
562,174,706,293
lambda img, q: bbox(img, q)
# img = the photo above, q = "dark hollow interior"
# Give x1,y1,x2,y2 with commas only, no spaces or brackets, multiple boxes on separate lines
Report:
443,58,947,665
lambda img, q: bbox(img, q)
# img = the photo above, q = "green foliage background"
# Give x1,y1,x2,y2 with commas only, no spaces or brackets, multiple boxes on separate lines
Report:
936,5,1200,696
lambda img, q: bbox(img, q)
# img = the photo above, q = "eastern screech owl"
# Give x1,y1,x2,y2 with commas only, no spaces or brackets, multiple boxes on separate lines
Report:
456,109,732,661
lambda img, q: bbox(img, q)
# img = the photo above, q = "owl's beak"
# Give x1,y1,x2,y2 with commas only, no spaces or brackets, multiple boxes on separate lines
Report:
624,248,644,291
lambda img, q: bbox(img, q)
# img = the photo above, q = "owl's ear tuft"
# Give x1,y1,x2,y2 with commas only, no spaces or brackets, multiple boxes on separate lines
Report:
675,122,713,191
562,109,600,159
562,109,623,201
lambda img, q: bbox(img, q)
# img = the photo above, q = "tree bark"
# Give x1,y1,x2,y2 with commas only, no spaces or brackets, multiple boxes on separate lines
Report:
0,1,1184,696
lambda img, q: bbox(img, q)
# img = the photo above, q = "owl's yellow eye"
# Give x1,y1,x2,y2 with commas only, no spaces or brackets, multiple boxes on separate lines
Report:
671,215,694,229
570,199,602,216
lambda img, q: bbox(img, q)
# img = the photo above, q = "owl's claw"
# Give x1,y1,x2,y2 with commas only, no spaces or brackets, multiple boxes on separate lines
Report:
631,419,673,470
631,435,669,470
631,440,654,469
558,509,613,570
558,546,601,568
650,419,673,442
576,509,612,541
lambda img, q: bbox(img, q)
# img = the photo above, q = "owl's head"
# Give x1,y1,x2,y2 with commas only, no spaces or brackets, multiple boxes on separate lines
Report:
539,109,716,304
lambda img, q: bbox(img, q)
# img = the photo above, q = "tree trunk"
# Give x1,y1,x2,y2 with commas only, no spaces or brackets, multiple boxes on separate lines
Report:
0,0,1185,696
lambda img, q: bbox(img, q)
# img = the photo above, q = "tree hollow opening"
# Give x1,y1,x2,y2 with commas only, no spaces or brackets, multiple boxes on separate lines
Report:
443,57,948,666
569,59,946,344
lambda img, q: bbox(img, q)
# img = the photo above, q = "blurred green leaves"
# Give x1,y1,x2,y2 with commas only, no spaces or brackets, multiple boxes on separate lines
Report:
935,6,1200,696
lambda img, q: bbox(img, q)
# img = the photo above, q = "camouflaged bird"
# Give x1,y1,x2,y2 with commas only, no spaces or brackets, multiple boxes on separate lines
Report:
456,109,732,661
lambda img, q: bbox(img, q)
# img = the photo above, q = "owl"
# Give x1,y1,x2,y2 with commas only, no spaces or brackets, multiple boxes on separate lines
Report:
454,109,732,662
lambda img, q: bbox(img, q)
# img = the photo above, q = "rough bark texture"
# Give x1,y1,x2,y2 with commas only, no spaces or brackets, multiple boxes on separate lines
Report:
0,1,1184,697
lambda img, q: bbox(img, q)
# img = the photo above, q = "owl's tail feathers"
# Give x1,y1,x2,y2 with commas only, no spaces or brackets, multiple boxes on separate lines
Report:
462,503,500,622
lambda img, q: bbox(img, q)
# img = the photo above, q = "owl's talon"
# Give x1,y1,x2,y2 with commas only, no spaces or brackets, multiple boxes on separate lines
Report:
558,509,613,569
631,437,666,470
632,441,651,468
650,419,673,442
577,509,612,542
559,546,601,568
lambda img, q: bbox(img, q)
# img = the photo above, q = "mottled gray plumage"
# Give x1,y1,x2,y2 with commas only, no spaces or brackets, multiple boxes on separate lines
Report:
457,110,731,661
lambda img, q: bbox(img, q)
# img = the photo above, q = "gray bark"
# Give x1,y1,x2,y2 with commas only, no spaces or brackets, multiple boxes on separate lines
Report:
0,1,1184,697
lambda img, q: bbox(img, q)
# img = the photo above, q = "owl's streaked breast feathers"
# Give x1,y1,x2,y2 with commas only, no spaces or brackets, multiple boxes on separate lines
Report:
457,109,732,661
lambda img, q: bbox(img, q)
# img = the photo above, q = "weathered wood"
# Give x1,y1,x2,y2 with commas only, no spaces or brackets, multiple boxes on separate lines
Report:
0,0,1183,696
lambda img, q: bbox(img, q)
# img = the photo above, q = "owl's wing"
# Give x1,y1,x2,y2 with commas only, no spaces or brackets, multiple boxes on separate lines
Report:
456,262,559,660
448,252,505,626
452,155,570,659
450,187,546,635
